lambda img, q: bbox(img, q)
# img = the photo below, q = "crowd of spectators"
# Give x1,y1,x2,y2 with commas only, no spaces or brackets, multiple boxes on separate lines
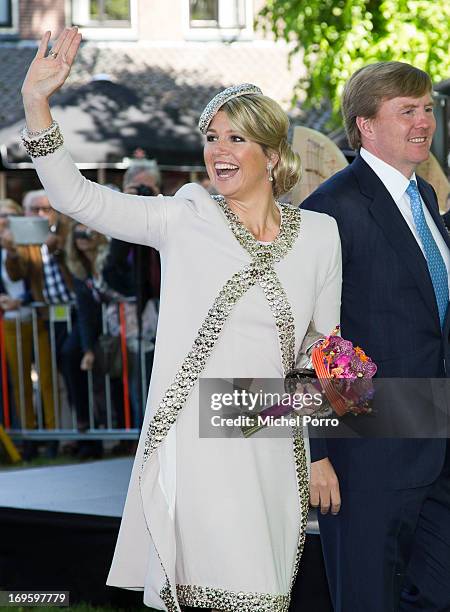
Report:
0,159,162,461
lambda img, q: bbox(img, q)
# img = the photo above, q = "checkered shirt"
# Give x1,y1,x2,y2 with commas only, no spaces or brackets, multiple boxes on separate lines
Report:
41,244,73,304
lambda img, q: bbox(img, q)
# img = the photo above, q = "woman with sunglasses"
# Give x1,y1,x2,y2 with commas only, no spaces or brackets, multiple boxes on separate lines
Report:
63,221,110,458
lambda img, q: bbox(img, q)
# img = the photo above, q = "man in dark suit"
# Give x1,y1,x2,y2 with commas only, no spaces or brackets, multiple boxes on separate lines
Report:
302,62,450,611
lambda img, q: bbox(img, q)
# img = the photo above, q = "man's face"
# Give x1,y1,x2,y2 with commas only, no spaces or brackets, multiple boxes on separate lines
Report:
26,195,58,226
359,92,436,177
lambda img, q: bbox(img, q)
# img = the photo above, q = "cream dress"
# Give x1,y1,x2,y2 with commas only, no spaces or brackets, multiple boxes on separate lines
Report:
32,146,342,612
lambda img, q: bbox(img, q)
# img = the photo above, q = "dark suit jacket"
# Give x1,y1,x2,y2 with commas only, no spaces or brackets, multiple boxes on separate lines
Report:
302,154,450,490
0,247,6,295
72,277,102,353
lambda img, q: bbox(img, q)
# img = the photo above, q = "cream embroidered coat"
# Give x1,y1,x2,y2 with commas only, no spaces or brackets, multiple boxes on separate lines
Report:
32,146,342,612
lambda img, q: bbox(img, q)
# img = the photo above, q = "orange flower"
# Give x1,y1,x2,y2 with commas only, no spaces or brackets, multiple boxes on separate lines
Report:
354,346,369,362
331,366,344,377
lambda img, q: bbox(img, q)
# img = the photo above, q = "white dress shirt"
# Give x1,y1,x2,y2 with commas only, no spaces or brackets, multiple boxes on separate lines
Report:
360,147,450,291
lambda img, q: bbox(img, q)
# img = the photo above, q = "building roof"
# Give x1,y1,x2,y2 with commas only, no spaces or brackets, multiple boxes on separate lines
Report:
0,41,339,168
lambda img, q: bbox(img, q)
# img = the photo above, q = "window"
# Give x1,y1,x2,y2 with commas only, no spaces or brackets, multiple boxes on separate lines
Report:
0,0,12,27
0,0,18,34
190,0,217,26
71,0,136,40
72,0,131,27
189,0,246,29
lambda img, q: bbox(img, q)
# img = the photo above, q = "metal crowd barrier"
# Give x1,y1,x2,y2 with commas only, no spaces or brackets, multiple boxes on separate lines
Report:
0,299,150,442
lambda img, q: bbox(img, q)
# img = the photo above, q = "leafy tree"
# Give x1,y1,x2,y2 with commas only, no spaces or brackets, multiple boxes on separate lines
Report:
258,0,450,122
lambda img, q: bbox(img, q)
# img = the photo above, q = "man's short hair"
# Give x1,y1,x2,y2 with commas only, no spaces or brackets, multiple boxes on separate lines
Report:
22,189,48,211
342,61,433,150
123,160,161,190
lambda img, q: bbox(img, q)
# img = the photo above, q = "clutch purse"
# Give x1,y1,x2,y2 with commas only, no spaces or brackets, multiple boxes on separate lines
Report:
284,323,326,396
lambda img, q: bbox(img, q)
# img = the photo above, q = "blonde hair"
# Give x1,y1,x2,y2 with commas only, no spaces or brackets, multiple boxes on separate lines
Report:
0,198,23,215
343,62,433,150
65,221,109,280
221,94,301,198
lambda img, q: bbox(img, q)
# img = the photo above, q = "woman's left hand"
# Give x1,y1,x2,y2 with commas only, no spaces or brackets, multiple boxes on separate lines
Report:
310,457,341,515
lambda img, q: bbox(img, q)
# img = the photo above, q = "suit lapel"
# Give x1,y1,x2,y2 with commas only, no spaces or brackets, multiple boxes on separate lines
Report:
351,156,440,327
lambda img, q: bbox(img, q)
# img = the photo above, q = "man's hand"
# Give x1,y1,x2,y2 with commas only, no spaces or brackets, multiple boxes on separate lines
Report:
310,457,341,515
45,232,64,253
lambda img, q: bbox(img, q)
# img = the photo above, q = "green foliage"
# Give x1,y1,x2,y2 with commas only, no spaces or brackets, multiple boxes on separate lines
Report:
258,0,450,122
92,0,130,21
105,0,131,21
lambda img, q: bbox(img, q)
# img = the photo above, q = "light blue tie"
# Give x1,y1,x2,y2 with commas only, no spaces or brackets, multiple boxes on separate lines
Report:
407,180,449,327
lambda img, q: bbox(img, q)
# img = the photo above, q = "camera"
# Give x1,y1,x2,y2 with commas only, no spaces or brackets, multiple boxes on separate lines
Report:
133,184,157,197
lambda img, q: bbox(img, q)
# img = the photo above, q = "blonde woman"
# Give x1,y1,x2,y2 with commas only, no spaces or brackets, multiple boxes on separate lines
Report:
63,221,109,457
20,28,341,612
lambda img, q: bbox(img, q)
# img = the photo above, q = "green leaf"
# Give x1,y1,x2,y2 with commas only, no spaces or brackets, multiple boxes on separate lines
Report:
256,0,450,128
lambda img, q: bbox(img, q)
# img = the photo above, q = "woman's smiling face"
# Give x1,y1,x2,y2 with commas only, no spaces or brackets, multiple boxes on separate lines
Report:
203,111,271,200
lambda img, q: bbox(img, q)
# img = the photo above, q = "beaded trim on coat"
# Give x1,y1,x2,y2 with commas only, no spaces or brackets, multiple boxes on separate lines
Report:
177,584,289,612
21,121,64,157
140,196,308,611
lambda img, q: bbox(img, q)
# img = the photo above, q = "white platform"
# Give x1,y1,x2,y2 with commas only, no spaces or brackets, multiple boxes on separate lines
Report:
0,458,133,517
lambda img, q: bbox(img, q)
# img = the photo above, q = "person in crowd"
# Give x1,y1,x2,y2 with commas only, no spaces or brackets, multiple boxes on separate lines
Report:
20,27,341,612
63,220,110,458
102,165,161,430
122,159,161,195
302,61,450,611
3,189,74,450
1,197,61,457
0,199,36,437
6,189,73,307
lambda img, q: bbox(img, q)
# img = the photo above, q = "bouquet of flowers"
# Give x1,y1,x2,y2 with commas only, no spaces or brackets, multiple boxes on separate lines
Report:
308,325,377,416
242,326,377,437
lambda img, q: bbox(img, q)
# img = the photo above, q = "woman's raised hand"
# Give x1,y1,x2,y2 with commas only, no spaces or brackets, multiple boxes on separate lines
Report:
21,28,82,103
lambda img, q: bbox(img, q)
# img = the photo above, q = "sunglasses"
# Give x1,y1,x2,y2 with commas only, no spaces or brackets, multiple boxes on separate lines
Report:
29,206,52,214
74,230,96,240
0,213,21,219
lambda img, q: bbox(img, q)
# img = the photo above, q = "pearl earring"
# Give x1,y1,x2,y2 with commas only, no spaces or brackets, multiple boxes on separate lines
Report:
267,163,274,182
